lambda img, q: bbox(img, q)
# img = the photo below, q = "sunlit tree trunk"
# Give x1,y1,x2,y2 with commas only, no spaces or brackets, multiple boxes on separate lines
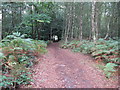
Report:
31,5,36,39
91,1,96,42
68,3,72,41
104,19,110,39
65,3,72,42
64,3,68,42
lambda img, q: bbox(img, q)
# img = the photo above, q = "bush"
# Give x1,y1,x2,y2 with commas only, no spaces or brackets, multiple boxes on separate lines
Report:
61,38,120,78
104,63,118,78
61,40,80,49
0,32,47,88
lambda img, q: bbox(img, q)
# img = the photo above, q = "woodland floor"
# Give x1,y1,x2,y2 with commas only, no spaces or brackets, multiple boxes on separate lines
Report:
28,43,118,88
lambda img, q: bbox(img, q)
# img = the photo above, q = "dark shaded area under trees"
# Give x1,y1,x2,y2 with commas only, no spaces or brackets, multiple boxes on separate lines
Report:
2,2,119,42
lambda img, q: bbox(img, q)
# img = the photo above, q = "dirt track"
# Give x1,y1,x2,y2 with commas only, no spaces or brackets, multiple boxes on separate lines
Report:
30,43,118,88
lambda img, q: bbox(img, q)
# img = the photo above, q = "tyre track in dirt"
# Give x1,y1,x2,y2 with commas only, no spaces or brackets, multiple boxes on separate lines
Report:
30,43,118,88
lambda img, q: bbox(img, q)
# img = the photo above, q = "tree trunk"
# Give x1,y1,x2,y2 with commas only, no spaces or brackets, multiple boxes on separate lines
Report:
104,19,110,39
31,5,35,39
70,3,75,40
79,3,83,41
117,2,120,37
11,3,14,30
91,1,96,42
19,4,22,23
0,5,2,40
95,3,99,40
65,3,72,42
50,27,53,40
37,22,41,40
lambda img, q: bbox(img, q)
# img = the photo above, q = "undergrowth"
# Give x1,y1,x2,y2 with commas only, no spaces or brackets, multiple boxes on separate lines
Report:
61,38,120,78
0,32,47,88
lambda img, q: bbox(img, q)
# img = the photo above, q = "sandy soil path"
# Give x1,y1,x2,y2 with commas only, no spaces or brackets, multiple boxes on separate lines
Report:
30,43,118,88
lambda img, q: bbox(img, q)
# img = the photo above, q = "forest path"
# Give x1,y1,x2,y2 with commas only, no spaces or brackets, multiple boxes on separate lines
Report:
30,43,117,88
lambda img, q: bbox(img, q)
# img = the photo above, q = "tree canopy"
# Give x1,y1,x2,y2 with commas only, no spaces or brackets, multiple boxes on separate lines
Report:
2,2,119,41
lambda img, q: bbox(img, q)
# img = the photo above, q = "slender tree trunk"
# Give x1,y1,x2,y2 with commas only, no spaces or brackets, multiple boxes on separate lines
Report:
117,2,120,37
37,22,41,40
19,4,22,23
64,15,68,42
31,5,35,39
95,4,98,40
68,3,73,41
0,5,2,40
66,15,71,42
50,27,52,40
65,3,72,42
11,3,14,30
64,4,68,42
71,3,74,40
91,1,96,42
104,19,110,39
79,3,83,41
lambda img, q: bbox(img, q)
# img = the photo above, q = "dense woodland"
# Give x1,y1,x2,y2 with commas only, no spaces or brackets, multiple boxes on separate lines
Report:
1,2,120,41
0,2,120,88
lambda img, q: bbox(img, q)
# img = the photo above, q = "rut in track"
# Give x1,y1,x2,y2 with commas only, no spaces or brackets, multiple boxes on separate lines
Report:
30,43,117,88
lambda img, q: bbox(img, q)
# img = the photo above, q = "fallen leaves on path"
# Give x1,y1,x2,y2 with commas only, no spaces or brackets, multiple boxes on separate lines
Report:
27,43,118,88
